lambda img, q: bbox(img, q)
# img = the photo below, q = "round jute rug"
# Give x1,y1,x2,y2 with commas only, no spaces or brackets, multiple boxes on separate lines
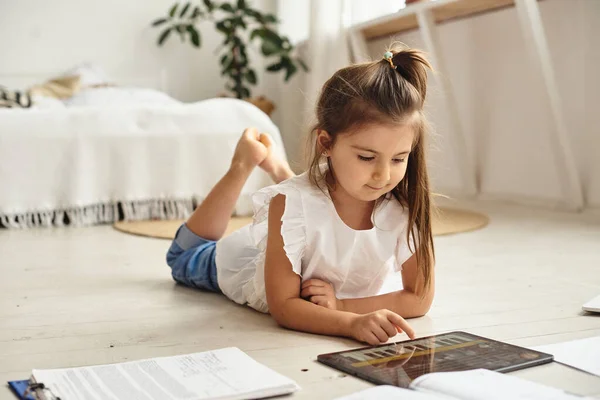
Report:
113,207,488,240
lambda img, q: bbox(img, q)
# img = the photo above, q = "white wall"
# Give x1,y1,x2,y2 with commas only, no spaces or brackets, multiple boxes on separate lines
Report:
367,0,599,209
0,0,276,102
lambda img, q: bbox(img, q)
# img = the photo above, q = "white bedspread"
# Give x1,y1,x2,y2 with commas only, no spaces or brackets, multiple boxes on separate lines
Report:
0,98,286,228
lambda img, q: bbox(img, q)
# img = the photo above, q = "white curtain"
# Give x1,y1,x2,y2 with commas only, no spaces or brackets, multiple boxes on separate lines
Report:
274,0,402,169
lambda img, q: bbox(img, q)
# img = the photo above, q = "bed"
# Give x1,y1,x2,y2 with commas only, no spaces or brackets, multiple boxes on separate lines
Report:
0,70,286,228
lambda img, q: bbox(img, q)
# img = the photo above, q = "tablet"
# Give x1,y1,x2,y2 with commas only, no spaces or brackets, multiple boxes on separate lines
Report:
317,331,553,388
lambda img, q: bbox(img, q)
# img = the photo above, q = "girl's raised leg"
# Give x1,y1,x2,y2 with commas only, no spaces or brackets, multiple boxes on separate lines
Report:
185,127,268,241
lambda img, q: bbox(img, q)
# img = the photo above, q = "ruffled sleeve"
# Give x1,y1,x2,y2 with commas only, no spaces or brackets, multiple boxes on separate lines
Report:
249,178,306,276
395,229,416,271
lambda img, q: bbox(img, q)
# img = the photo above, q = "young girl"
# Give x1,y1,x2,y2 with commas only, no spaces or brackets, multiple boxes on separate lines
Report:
167,45,435,346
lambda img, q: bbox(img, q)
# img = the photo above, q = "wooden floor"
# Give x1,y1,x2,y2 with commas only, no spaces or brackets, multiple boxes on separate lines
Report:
1,200,600,399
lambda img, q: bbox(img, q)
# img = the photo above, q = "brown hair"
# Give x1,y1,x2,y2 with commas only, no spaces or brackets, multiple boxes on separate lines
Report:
306,44,435,293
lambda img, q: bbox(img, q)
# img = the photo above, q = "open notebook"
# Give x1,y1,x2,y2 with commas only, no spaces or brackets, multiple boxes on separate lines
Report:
334,368,593,400
8,347,299,400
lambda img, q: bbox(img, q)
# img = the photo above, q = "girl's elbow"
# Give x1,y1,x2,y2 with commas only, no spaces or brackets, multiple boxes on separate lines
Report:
413,302,432,318
270,308,296,331
266,298,293,328
403,290,434,318
414,293,434,317
267,303,283,323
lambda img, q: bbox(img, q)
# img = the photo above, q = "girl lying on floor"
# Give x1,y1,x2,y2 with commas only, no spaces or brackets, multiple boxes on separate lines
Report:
166,44,435,345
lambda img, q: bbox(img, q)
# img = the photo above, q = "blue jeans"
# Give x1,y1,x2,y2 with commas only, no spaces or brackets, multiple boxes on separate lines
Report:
166,223,221,292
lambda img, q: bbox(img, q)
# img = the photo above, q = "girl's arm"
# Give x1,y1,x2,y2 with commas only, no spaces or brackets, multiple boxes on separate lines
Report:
264,195,415,343
338,254,435,318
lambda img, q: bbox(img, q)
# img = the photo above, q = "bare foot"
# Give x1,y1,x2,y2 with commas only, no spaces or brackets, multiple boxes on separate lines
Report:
231,128,269,172
258,133,295,183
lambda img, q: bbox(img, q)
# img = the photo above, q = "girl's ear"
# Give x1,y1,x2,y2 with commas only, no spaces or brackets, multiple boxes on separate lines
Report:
316,130,333,154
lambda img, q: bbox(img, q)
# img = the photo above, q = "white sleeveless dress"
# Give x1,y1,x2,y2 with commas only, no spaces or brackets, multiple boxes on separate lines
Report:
214,172,415,313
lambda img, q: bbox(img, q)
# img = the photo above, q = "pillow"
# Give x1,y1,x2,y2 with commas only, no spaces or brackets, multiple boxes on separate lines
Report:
63,87,180,107
60,62,113,88
29,75,81,99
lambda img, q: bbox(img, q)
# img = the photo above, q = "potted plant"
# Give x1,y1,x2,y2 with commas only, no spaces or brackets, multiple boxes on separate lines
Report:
151,0,308,115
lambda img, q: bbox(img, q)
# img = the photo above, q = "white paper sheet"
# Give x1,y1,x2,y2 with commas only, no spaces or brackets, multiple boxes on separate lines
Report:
409,369,587,400
32,347,299,400
334,385,454,400
583,295,600,313
533,336,600,377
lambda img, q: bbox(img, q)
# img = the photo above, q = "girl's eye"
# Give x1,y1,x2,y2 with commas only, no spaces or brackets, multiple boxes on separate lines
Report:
392,158,406,164
358,155,374,161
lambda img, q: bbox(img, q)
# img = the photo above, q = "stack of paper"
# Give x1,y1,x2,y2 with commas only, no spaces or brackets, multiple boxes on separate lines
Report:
13,347,299,400
334,369,592,400
532,336,600,377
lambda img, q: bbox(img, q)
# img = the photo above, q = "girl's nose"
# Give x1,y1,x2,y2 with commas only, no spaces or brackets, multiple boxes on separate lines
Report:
372,162,390,183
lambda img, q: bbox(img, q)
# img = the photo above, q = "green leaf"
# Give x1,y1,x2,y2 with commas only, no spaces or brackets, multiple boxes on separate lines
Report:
222,58,235,74
266,61,284,72
152,18,168,27
220,3,235,13
158,27,173,46
231,35,243,46
263,14,278,23
216,20,231,34
187,25,201,47
179,2,191,17
237,0,247,10
169,3,178,17
259,28,283,47
240,86,251,98
237,17,247,30
250,28,267,41
245,69,257,85
243,8,261,20
190,6,203,19
261,40,280,56
284,63,298,81
203,0,214,11
220,54,230,66
297,58,309,72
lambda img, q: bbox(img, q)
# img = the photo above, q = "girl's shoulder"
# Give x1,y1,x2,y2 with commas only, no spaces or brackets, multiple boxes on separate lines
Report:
255,172,326,205
249,172,316,255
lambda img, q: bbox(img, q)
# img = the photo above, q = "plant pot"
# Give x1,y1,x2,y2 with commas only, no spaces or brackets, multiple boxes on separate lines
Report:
246,96,275,117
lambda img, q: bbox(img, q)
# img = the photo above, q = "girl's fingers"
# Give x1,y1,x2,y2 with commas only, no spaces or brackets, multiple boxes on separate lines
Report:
243,127,259,140
258,133,273,149
371,326,390,343
365,333,381,346
300,286,326,298
381,321,397,338
301,279,326,289
310,295,328,306
386,312,415,339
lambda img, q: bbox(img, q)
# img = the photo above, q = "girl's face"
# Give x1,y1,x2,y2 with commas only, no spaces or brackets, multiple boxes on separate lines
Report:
320,123,415,202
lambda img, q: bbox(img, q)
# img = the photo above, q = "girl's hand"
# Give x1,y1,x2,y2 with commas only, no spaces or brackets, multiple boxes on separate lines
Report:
349,309,415,346
301,279,342,310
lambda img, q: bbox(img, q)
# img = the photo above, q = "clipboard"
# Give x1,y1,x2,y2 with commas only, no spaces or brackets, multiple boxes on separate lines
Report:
8,378,60,400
